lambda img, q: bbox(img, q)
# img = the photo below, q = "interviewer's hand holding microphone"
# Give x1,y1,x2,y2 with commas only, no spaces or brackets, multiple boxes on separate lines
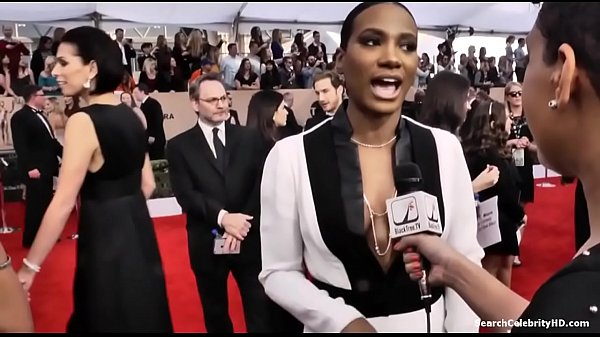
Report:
389,163,469,288
343,163,457,333
393,234,458,286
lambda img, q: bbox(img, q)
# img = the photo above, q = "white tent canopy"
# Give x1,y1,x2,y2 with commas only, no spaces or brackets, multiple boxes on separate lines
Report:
0,2,541,34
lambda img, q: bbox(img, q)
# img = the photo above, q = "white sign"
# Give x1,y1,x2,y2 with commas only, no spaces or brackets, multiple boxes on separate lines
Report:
476,196,502,249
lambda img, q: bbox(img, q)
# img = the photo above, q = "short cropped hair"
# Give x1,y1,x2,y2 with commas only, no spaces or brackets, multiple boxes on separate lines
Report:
313,71,343,89
188,72,223,101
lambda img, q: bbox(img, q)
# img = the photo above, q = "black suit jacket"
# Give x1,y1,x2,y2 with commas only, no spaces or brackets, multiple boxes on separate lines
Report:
10,105,62,179
304,112,330,131
140,97,166,159
307,42,328,63
117,42,137,74
167,123,262,237
227,109,241,125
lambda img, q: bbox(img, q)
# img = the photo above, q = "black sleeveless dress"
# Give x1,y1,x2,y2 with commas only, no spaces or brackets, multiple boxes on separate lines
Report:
508,116,535,203
66,103,173,333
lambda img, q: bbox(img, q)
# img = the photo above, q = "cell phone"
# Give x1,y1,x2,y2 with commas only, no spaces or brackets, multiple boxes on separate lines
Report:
213,237,241,255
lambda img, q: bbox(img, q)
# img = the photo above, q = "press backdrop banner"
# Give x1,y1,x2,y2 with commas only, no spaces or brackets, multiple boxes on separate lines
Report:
0,89,321,152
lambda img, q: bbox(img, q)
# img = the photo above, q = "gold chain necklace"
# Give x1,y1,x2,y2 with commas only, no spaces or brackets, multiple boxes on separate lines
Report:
351,136,397,148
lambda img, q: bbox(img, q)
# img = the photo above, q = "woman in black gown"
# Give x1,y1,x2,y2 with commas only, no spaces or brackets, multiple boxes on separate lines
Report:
246,90,303,333
395,3,600,332
17,26,173,333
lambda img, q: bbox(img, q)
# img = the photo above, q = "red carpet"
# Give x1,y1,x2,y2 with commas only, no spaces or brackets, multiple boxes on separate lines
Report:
0,177,576,332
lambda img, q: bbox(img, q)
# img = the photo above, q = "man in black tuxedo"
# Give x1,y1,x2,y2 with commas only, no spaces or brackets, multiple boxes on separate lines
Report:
225,91,240,125
10,85,62,248
134,83,166,160
303,71,344,131
167,73,268,333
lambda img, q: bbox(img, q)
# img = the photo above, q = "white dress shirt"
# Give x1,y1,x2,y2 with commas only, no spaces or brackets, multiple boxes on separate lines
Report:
197,118,226,158
29,105,53,138
197,118,228,226
117,41,127,65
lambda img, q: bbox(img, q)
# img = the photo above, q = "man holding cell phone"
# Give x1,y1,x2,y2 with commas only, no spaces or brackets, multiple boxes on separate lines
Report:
167,73,269,333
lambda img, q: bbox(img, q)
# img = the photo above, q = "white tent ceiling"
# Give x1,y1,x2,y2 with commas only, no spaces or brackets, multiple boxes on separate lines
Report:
0,2,541,34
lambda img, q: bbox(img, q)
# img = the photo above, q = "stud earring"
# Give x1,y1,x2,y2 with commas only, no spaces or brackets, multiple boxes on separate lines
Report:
83,79,91,89
548,99,558,109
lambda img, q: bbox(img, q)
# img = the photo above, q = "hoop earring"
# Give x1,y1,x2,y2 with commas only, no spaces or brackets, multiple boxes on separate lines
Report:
548,99,558,109
83,79,91,89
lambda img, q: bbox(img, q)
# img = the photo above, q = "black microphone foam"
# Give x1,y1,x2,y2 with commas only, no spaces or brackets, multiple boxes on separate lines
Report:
394,162,423,194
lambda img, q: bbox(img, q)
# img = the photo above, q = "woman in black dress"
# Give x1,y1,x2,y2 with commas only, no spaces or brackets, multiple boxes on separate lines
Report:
246,90,303,332
234,58,260,90
395,3,600,332
461,100,525,288
505,81,537,266
17,26,173,333
505,81,537,204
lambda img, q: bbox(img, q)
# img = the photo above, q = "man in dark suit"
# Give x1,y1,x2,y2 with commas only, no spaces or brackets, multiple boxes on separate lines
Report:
167,73,269,333
307,31,328,64
10,85,62,248
304,71,344,131
115,28,137,74
225,91,240,125
134,83,166,160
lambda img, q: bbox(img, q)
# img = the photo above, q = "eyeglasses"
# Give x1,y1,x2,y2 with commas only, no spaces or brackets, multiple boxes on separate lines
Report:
508,91,522,98
198,95,228,105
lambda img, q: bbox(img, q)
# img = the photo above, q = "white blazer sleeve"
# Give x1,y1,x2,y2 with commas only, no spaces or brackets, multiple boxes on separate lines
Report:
439,133,485,332
258,139,364,332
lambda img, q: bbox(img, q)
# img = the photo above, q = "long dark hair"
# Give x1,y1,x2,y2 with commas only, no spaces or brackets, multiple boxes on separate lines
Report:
418,71,470,134
461,100,512,159
235,58,255,79
246,90,284,145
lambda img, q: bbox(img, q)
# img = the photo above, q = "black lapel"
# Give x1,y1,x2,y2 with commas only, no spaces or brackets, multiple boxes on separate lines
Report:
29,106,54,139
305,115,444,315
191,125,223,177
404,120,446,230
304,119,382,284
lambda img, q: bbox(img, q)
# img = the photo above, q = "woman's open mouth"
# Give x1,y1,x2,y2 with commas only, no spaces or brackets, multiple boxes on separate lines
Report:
370,77,402,100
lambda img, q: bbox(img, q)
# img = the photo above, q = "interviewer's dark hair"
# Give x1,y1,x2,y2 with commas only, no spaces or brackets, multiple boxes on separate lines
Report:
340,2,415,50
536,3,600,96
461,100,512,159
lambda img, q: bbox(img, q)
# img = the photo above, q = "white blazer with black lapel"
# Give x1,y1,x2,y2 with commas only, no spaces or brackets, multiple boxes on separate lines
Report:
259,104,484,333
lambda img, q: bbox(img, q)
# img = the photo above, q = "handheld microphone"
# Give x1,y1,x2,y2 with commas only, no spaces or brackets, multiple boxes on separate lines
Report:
386,163,442,240
386,163,441,332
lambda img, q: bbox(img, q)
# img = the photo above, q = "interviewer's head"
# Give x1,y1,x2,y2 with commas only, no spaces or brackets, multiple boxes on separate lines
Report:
523,3,600,178
337,2,419,116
